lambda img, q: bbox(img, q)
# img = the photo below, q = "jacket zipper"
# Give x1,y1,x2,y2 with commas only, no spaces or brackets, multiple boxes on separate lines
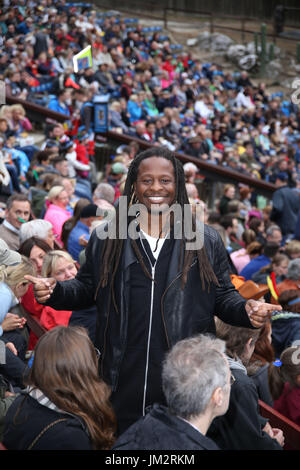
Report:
142,263,156,416
139,237,157,416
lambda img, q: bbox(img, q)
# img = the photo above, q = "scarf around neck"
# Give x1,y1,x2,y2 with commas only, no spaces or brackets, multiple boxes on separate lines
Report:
226,355,248,375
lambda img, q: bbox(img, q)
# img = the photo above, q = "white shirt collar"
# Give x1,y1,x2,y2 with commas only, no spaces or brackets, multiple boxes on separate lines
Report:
3,219,20,235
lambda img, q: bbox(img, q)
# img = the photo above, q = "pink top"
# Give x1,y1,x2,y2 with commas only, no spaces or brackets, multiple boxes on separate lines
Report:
230,248,251,274
44,203,71,247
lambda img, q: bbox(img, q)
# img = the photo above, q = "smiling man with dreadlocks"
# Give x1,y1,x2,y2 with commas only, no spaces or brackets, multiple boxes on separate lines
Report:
26,147,281,435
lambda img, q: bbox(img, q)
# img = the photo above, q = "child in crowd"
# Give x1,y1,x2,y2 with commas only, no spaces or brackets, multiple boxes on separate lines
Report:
207,319,284,450
268,345,300,426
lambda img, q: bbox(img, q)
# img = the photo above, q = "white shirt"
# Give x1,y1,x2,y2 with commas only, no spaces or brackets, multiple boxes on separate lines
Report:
140,229,166,260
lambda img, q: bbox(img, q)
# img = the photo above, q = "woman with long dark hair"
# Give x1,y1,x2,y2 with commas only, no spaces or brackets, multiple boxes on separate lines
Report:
3,326,116,450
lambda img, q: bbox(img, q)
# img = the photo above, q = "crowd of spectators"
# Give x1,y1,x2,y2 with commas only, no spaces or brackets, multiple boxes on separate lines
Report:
0,0,299,452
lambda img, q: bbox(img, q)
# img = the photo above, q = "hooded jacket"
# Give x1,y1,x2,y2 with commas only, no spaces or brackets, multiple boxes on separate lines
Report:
271,311,300,357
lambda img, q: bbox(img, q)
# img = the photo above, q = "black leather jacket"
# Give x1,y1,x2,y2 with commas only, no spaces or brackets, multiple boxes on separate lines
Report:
47,224,252,391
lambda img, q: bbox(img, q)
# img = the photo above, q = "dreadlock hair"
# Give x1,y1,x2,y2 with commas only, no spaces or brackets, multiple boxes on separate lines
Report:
95,146,218,311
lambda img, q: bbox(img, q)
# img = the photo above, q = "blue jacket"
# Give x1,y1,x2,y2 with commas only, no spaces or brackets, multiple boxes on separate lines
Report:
48,99,70,116
67,220,90,262
240,255,271,281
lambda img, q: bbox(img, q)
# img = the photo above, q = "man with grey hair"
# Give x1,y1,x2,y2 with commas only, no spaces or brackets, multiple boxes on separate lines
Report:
93,182,115,206
286,258,300,281
112,334,231,450
19,219,55,249
265,224,283,246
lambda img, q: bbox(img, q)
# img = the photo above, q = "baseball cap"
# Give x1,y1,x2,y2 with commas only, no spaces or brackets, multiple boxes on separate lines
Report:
276,172,288,182
112,162,127,175
0,240,22,266
80,204,98,219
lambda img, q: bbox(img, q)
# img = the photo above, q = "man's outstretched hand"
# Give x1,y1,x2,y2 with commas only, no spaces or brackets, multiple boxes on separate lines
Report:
245,299,282,328
25,275,57,304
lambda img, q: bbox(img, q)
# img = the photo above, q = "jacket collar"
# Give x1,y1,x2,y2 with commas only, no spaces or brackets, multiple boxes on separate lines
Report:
149,404,219,450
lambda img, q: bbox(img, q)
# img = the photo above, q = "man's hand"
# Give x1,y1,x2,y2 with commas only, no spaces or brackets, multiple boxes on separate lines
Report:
5,342,17,356
245,299,282,328
79,234,88,247
24,275,57,304
2,313,24,332
272,428,285,447
263,423,285,446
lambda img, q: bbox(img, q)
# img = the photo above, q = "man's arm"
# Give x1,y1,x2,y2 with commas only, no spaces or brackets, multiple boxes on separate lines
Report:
211,230,252,327
211,230,281,328
26,231,101,311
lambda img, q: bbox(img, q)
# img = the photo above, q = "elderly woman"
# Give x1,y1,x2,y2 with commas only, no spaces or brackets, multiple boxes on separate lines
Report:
44,186,71,247
8,104,32,136
19,219,56,249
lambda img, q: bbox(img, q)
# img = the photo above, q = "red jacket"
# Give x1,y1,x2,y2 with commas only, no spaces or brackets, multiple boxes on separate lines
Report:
21,285,72,349
274,382,300,426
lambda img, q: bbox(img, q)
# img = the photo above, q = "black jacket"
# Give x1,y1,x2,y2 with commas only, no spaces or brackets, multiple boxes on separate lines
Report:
3,393,91,450
47,224,252,391
271,311,300,357
207,368,282,450
271,186,300,236
112,404,219,450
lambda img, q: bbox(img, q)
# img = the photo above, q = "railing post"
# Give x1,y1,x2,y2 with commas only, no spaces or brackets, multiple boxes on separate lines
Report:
260,23,267,78
297,42,300,63
210,13,214,34
241,17,245,44
163,8,167,29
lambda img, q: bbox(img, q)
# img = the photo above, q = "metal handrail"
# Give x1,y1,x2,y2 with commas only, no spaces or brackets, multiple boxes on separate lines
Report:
104,131,276,197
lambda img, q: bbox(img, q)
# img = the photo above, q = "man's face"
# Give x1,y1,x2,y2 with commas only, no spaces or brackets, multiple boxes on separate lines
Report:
0,120,8,132
56,161,69,177
147,124,156,134
62,179,74,197
46,228,56,249
52,125,64,138
268,229,282,245
134,157,176,214
225,186,235,199
230,218,239,235
6,200,31,229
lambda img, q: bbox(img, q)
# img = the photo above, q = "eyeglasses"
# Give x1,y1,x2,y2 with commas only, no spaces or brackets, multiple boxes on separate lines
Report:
230,373,236,386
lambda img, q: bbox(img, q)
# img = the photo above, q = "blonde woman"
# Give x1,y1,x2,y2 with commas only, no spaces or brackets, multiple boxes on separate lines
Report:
0,255,35,336
38,251,77,331
9,104,32,135
28,250,98,342
0,252,35,388
44,186,71,247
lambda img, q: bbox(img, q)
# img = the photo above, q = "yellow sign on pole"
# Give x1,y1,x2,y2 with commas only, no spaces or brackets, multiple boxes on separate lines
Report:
73,45,93,73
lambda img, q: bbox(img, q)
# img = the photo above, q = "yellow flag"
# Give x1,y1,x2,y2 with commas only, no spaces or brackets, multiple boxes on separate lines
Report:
267,275,278,301
73,45,93,73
